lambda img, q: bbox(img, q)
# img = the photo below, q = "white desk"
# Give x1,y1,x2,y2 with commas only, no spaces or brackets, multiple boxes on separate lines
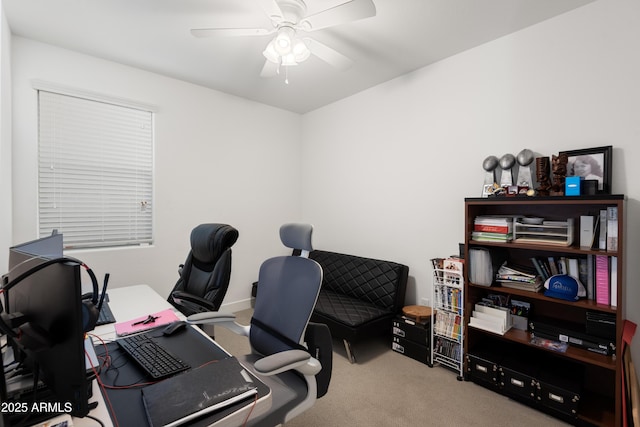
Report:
78,284,271,427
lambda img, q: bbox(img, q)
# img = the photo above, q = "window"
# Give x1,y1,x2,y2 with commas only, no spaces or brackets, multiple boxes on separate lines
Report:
38,89,154,249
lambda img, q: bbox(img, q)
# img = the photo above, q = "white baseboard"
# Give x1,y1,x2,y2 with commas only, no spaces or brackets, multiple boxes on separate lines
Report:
220,297,254,313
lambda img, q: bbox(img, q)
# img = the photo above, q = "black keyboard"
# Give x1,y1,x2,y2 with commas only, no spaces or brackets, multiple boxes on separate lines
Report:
116,333,190,380
96,302,116,325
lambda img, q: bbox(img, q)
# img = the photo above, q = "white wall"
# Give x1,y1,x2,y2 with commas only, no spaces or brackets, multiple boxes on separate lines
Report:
302,0,640,358
7,0,640,361
10,37,303,310
0,3,12,271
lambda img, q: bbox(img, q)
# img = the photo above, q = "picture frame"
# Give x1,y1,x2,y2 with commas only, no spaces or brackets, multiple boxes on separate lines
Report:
559,145,612,194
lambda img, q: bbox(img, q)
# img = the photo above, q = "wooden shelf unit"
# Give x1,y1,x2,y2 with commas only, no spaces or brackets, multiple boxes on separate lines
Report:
464,195,624,427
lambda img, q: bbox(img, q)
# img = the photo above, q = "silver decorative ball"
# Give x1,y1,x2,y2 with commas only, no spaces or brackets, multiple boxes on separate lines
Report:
499,154,516,169
517,149,534,166
482,155,499,171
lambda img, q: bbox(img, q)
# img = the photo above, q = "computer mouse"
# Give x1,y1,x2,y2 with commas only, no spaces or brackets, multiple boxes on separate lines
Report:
163,321,187,336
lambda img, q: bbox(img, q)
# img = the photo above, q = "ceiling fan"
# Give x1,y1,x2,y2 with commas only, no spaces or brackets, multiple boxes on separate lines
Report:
190,0,376,81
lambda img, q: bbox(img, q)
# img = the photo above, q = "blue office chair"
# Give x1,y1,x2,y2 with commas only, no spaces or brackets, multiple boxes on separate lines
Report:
188,223,332,426
168,223,239,317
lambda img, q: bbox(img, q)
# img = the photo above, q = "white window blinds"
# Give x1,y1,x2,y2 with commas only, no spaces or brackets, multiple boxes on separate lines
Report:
38,90,154,249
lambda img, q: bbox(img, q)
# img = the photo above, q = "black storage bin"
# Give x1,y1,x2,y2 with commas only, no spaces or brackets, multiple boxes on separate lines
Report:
536,359,582,418
466,346,501,388
392,335,430,365
392,315,430,347
500,356,538,402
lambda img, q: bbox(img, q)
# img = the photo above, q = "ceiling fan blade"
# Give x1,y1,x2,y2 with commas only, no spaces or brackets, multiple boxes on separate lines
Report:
302,0,376,31
305,38,353,71
260,60,279,77
256,0,283,20
190,28,274,38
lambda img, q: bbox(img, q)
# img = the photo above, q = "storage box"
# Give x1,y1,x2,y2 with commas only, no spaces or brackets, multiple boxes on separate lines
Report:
392,315,430,347
499,357,537,402
536,359,582,417
391,336,430,365
466,348,501,388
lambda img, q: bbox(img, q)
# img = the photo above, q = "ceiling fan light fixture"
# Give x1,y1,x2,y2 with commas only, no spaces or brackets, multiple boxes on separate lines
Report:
281,53,299,67
292,37,310,62
274,26,295,55
263,27,310,66
263,40,280,63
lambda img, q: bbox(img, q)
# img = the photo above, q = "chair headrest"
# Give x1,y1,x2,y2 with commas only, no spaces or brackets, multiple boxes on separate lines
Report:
280,223,313,252
190,223,239,263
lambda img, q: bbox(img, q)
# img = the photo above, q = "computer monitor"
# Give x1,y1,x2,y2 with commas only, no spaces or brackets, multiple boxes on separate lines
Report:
1,234,91,421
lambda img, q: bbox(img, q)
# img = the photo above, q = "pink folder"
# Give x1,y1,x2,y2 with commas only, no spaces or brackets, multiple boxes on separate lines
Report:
115,308,180,336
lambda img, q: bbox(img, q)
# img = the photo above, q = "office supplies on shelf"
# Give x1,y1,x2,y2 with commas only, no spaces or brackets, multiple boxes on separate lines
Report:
142,356,257,427
115,308,179,336
117,332,191,379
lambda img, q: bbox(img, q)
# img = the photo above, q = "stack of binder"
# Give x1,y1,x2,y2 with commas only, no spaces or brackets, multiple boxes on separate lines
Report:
471,216,514,242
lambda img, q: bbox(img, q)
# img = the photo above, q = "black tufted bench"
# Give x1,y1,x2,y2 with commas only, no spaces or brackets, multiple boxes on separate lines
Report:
306,250,408,363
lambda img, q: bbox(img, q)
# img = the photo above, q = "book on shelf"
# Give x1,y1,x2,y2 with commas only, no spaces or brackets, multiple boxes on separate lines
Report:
496,261,542,292
472,216,515,241
434,310,462,340
598,209,607,250
443,257,464,286
434,285,462,313
595,255,610,305
530,257,549,281
586,254,595,300
610,256,618,308
547,256,559,276
579,215,595,248
473,223,512,234
498,280,543,293
606,206,618,252
557,257,567,275
567,258,580,281
430,257,444,280
474,216,516,226
470,231,513,242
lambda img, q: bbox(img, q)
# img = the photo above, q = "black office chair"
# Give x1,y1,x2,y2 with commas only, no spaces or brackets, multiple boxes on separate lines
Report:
167,223,239,317
188,223,332,426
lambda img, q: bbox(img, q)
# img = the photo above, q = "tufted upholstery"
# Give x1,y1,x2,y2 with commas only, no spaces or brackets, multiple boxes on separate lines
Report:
307,250,408,363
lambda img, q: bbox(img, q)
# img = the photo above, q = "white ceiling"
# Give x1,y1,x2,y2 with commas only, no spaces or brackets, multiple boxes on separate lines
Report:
3,0,595,114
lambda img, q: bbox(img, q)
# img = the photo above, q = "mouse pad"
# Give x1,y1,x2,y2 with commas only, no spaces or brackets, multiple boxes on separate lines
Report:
94,326,236,426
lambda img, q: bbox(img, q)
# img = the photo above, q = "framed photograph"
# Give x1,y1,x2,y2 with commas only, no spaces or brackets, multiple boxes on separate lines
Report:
560,146,612,194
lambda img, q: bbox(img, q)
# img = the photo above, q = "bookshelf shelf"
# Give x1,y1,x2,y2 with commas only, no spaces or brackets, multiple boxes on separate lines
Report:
463,196,624,427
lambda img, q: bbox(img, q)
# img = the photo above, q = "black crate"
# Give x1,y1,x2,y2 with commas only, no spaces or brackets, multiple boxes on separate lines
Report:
499,357,537,402
391,336,430,365
536,359,582,417
392,315,430,347
466,349,500,387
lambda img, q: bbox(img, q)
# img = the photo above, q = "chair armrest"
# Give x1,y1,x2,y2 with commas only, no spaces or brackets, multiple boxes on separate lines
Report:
170,290,216,313
186,312,250,337
254,349,321,377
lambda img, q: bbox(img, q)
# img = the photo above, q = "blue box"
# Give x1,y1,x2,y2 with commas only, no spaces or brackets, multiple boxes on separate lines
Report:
565,176,581,196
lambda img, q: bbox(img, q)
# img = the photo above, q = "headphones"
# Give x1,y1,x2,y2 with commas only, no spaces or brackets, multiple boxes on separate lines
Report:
79,263,101,333
0,257,105,351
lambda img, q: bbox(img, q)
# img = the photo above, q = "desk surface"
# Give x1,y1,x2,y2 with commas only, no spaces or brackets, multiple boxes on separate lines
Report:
80,284,270,427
